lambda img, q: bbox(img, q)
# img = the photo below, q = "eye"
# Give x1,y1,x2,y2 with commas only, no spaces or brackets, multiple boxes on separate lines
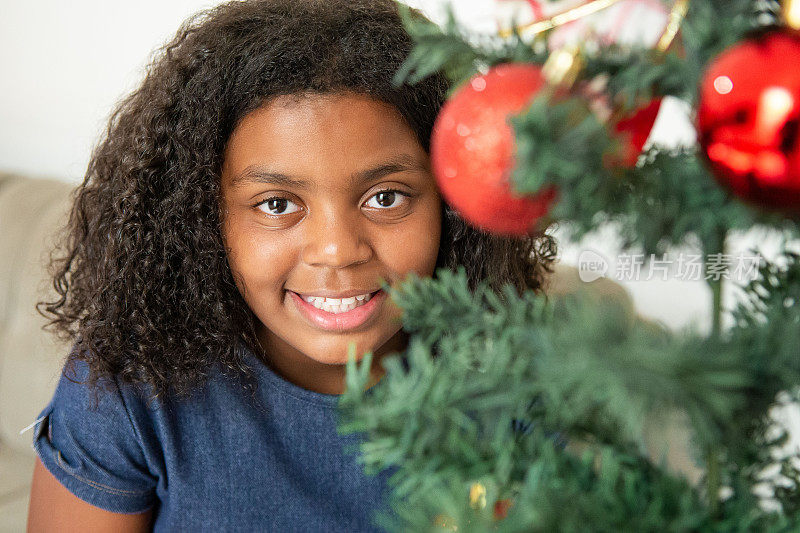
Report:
364,190,409,209
256,197,301,216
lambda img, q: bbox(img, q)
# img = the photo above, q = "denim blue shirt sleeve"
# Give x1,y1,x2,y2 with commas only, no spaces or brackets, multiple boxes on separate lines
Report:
31,357,158,514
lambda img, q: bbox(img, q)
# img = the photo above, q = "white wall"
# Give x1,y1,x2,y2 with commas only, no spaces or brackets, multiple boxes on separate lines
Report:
0,0,485,180
0,0,218,180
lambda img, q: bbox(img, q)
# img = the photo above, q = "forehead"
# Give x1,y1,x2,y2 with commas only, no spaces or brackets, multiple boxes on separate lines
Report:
221,92,427,189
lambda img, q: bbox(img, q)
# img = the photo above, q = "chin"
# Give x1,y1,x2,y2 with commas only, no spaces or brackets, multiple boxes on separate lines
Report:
311,329,402,365
305,347,363,366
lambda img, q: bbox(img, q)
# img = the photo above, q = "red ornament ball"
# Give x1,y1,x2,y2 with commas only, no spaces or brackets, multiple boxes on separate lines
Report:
697,30,800,213
430,62,660,235
430,63,559,236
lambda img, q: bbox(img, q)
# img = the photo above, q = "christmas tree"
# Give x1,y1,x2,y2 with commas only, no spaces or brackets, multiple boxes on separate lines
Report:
338,1,800,531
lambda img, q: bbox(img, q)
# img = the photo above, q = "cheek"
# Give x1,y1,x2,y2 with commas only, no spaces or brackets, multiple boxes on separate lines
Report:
375,204,442,280
224,219,296,297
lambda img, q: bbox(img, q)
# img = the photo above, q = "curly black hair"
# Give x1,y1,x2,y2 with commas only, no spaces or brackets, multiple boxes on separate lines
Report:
37,0,558,406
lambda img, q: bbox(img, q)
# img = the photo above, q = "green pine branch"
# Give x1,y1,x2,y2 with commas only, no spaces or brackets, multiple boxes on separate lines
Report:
392,1,547,94
343,1,800,530
509,89,798,256
338,257,800,530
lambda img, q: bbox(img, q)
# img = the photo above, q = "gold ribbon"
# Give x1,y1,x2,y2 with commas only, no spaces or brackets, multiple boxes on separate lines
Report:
498,0,625,39
498,0,690,54
656,0,689,52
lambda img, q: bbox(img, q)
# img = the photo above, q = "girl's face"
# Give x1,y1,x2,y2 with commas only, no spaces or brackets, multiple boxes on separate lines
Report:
220,92,442,394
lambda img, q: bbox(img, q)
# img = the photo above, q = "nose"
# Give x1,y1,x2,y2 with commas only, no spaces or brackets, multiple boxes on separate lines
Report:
300,208,373,269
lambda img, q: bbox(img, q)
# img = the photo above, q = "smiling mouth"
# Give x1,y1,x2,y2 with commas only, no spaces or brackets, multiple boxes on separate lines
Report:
293,290,380,314
287,289,385,332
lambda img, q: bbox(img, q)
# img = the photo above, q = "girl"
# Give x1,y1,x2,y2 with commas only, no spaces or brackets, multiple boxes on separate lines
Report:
27,0,557,530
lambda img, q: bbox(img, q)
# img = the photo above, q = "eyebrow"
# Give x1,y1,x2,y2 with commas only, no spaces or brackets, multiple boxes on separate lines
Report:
229,153,427,190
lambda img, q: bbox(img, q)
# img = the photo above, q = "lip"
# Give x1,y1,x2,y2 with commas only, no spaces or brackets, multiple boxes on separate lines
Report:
288,289,385,332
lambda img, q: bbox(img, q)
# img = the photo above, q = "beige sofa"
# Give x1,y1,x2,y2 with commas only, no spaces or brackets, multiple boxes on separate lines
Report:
0,173,76,532
0,171,697,531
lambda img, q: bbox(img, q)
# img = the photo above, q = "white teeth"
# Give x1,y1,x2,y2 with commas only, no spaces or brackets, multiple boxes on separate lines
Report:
299,291,377,314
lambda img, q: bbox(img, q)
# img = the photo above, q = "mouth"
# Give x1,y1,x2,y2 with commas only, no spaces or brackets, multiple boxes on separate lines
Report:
287,289,385,332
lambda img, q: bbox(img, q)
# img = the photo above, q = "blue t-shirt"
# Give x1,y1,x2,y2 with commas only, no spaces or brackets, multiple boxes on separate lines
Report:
31,339,397,532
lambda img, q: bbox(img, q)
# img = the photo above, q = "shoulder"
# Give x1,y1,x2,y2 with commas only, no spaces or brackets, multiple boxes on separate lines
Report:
31,353,159,514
